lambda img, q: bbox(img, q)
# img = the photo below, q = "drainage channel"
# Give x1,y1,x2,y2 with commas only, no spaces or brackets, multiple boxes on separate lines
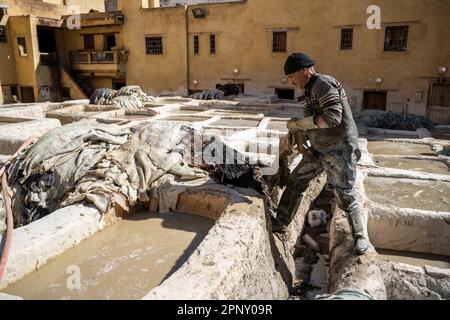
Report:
365,177,450,212
289,185,334,300
290,137,450,300
376,249,450,269
3,211,214,300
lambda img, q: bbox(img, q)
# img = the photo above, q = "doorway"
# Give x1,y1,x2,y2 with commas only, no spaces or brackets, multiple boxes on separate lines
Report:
21,87,35,103
428,82,450,124
363,91,387,110
37,26,57,65
105,34,116,51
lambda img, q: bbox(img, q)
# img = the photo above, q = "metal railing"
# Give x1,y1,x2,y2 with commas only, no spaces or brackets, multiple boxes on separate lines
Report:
71,51,90,64
70,50,117,64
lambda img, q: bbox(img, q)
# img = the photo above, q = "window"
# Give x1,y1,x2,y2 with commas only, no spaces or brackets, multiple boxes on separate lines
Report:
363,91,387,110
272,31,287,53
384,26,409,52
0,25,7,43
340,28,353,49
83,34,95,50
145,36,163,55
193,35,199,55
210,34,216,54
17,37,27,56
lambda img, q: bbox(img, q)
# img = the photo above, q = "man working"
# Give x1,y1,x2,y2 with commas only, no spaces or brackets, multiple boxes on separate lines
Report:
272,52,369,255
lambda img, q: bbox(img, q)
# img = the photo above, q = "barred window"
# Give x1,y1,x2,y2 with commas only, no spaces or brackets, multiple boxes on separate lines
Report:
384,26,409,52
83,34,95,50
340,28,353,49
0,26,7,43
145,36,163,55
272,31,287,53
210,34,216,54
193,35,199,55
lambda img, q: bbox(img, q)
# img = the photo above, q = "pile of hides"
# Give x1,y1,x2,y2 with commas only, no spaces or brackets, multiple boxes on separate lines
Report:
354,110,434,131
7,120,132,227
62,122,209,213
89,85,154,109
63,123,274,213
6,121,272,227
190,89,225,100
89,88,116,105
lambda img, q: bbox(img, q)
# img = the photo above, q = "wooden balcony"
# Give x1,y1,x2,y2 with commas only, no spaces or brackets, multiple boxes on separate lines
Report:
70,50,123,77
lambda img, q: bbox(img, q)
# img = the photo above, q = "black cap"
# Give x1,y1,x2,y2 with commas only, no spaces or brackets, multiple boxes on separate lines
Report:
284,52,315,76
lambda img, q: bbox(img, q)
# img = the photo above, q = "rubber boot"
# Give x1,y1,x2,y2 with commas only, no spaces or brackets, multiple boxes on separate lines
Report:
347,209,369,255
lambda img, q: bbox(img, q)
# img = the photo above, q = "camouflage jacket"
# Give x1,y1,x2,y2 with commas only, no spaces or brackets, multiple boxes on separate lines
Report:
302,73,359,154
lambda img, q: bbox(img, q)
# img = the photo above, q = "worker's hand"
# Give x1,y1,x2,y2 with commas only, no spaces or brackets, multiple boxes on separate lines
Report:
267,165,290,189
288,116,319,130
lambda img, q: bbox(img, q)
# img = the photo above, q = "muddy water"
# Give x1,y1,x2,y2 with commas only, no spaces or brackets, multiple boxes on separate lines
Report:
367,141,434,156
4,211,214,300
374,157,450,175
119,114,155,120
168,109,204,115
377,249,450,269
211,118,261,127
158,116,209,123
202,127,246,136
364,177,450,212
362,134,419,139
211,110,261,117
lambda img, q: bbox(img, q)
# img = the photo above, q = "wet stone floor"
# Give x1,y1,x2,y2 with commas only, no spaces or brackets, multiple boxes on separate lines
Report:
364,177,450,212
374,157,450,175
377,249,450,269
367,141,434,156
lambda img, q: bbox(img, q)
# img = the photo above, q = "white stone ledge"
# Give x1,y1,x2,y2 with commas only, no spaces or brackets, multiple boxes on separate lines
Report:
0,204,104,290
368,203,450,256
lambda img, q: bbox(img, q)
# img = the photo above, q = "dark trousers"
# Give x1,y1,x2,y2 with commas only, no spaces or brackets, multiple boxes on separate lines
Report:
276,147,365,240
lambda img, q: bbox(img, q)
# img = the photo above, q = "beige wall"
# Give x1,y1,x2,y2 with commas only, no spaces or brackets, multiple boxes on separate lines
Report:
90,77,113,89
0,0,106,104
59,67,87,99
121,3,188,96
182,0,450,115
1,0,448,116
118,0,449,117
8,16,36,89
0,17,18,104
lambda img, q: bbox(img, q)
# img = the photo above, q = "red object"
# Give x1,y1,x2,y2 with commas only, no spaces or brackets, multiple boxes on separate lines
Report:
0,136,37,282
